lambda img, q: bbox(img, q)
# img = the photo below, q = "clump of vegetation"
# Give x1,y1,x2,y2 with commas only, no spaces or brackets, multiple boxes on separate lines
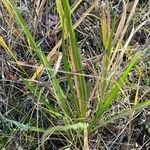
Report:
0,0,149,149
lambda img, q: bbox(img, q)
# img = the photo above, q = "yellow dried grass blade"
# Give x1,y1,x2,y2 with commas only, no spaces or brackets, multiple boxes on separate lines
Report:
71,0,83,13
33,0,47,35
83,123,89,150
126,0,139,25
1,0,22,40
1,0,14,16
116,0,139,45
113,1,127,44
0,36,18,62
31,0,99,80
109,0,139,71
101,1,110,50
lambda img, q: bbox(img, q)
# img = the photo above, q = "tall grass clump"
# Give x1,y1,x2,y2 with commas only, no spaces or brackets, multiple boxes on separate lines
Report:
1,0,150,148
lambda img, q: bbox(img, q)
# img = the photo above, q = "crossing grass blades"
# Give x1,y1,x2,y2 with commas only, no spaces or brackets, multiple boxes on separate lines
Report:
0,0,150,149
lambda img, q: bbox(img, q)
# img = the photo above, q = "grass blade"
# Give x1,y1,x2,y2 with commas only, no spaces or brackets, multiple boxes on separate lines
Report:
23,80,63,118
42,122,85,143
6,0,69,116
0,36,18,63
60,0,88,118
101,53,141,113
101,0,110,51
0,111,44,132
56,0,80,114
91,100,150,133
31,0,99,80
89,52,141,129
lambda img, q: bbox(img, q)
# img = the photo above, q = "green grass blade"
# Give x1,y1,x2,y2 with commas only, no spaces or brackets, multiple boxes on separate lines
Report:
89,52,141,129
105,15,117,55
0,111,44,132
56,0,80,114
6,0,69,116
61,0,88,118
23,80,63,118
101,53,141,113
42,122,85,143
98,16,117,109
91,100,150,133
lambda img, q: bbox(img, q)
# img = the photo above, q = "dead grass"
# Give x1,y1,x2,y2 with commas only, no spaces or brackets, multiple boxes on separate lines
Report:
0,0,149,149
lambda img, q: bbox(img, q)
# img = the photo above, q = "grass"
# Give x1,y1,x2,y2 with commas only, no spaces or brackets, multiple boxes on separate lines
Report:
0,0,150,149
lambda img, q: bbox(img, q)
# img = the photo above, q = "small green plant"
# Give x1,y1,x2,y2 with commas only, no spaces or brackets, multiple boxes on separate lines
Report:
1,0,149,149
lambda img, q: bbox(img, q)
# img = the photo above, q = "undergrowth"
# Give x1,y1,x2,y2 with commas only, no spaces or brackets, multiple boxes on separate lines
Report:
0,0,150,149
